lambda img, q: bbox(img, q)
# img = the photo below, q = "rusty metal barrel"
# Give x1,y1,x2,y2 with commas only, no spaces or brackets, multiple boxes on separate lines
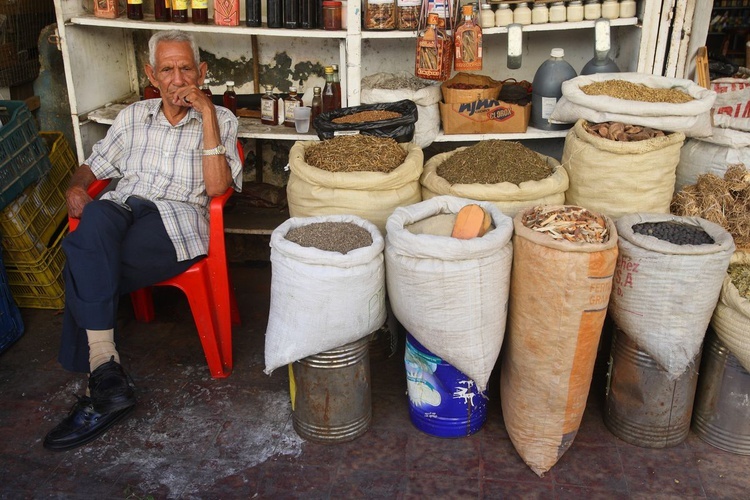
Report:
692,331,750,455
604,327,701,448
291,336,371,443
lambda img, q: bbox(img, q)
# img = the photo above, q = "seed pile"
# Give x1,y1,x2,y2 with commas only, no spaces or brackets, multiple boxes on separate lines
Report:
727,264,750,300
285,222,373,254
580,80,694,103
365,74,433,91
632,221,714,245
584,121,668,142
332,110,402,124
437,140,554,185
522,205,609,244
671,164,750,250
305,135,407,173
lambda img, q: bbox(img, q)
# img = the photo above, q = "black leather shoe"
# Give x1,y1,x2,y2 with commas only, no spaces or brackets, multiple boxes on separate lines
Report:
88,357,136,413
43,395,135,451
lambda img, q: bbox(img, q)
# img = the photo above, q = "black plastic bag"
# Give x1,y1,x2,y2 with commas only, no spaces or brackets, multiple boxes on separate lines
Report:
313,99,418,143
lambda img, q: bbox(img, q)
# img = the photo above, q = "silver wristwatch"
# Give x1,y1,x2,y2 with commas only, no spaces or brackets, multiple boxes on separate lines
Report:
202,144,227,156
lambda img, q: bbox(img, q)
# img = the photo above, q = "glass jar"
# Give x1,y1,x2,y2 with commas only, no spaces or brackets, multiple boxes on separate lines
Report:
531,2,549,24
567,0,584,22
322,0,342,29
513,2,531,25
619,0,636,18
364,0,397,30
495,3,513,27
479,3,494,28
397,0,420,30
584,0,601,20
601,0,619,19
549,2,566,22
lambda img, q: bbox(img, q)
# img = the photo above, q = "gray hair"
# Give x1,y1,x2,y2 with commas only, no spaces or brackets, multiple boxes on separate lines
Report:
148,30,200,68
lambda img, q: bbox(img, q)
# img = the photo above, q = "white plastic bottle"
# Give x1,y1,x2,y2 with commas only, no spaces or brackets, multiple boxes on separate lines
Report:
619,0,636,18
584,0,601,20
549,2,566,23
567,0,584,22
495,2,513,26
479,2,494,28
531,2,549,24
601,0,620,19
513,2,531,25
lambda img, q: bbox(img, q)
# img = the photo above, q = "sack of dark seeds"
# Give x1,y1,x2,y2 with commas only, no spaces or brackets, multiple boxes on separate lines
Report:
609,213,735,378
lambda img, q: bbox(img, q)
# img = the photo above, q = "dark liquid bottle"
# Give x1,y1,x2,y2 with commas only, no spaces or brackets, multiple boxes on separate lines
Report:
300,0,316,28
223,81,238,116
322,66,336,113
201,78,213,97
283,0,299,28
172,0,188,22
144,84,161,99
246,0,262,26
283,86,302,127
331,63,342,109
154,0,172,21
267,0,283,27
310,86,322,126
260,85,279,125
192,0,208,24
127,0,144,19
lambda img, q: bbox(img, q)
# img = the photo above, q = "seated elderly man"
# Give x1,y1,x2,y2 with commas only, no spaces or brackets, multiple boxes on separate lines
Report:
44,30,242,451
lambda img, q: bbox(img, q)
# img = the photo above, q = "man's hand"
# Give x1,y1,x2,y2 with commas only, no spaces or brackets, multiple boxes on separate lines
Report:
66,185,93,219
173,85,215,116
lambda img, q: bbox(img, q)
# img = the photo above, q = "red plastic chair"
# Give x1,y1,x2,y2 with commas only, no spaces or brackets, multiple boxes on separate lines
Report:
68,142,243,378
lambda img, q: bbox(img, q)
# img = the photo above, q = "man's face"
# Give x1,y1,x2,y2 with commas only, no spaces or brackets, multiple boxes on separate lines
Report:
146,40,206,101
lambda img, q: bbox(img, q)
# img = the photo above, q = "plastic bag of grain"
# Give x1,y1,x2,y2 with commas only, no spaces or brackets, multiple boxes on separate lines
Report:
549,72,716,137
385,195,513,391
420,143,568,218
609,214,735,379
501,205,618,477
562,119,685,218
265,214,386,374
711,252,750,372
287,138,423,235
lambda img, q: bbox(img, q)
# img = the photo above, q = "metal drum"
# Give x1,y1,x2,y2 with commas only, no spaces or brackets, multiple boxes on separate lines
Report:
291,336,371,443
604,327,701,448
405,333,488,438
368,323,398,362
693,331,750,455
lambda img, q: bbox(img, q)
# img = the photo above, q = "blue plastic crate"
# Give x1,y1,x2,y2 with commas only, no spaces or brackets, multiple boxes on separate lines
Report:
0,247,24,354
0,101,52,211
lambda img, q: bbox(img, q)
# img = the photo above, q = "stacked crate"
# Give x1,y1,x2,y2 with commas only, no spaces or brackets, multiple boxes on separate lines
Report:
0,104,75,308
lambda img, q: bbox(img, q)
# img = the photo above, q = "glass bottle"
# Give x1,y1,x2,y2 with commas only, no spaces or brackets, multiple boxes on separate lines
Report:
364,0,397,30
172,0,189,22
223,81,238,116
283,0,299,28
513,2,531,25
397,0,420,30
201,78,213,96
127,0,144,20
584,0,601,20
192,0,209,23
619,0,636,18
331,64,342,110
479,3,494,28
144,83,161,99
494,3,512,27
601,0,619,19
454,4,483,71
215,0,240,25
302,0,319,28
283,86,302,127
267,0,283,27
415,11,451,81
94,0,119,18
322,1,342,30
154,0,172,21
549,1,566,23
246,0,262,26
531,2,549,24
322,66,337,112
311,86,322,125
567,0,584,22
261,85,279,125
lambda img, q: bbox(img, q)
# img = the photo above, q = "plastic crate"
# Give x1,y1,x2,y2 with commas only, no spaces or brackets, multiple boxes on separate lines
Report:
7,222,66,310
0,100,52,210
0,132,75,264
0,247,24,353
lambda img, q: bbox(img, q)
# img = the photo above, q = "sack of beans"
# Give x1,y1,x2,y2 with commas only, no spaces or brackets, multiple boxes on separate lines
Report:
609,213,735,379
384,195,514,391
501,205,618,477
361,72,442,148
711,252,750,373
420,140,568,217
287,136,424,235
264,215,386,374
549,72,716,138
676,132,750,192
562,119,685,218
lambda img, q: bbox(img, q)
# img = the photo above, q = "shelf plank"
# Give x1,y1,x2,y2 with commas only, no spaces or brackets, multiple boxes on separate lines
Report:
433,126,569,141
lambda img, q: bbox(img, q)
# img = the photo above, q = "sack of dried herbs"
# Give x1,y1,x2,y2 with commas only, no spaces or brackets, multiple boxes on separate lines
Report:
711,252,750,373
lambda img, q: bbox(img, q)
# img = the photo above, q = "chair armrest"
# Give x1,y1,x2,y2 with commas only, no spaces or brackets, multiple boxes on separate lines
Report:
207,188,233,259
68,179,114,231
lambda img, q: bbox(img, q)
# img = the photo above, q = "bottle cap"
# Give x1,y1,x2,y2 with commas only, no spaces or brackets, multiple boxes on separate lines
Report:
289,86,298,92
204,77,211,84
462,4,473,15
322,1,342,6
427,12,439,24
226,80,235,86
331,64,338,71
551,48,564,58
313,86,321,93
265,84,273,90
325,66,333,74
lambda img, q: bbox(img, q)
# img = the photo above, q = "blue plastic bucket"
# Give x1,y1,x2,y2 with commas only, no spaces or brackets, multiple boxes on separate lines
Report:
405,333,488,438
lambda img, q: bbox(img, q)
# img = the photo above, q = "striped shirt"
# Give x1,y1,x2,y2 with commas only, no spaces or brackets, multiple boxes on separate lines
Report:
85,99,242,261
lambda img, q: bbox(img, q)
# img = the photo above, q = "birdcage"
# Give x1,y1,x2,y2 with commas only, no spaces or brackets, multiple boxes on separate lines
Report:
0,0,56,87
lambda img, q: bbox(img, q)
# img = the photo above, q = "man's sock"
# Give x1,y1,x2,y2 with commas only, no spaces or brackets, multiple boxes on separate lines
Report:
87,329,120,372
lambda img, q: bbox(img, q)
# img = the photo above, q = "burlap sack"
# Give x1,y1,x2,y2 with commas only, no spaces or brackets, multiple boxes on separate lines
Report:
501,206,618,477
676,136,750,192
711,252,750,373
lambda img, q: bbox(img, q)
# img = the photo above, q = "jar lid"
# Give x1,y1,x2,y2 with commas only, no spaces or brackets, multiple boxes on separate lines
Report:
322,1,342,6
226,80,235,86
551,48,564,58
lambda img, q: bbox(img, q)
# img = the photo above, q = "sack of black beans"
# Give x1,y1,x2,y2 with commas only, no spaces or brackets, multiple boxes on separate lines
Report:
264,214,386,374
711,252,750,373
609,213,735,379
384,195,513,391
562,119,685,218
549,73,716,138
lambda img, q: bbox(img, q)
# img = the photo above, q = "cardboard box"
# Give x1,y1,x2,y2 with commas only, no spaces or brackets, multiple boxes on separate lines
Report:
439,98,531,134
441,73,502,104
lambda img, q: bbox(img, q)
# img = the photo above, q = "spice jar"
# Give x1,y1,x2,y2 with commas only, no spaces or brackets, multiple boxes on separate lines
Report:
531,2,549,24
601,0,619,19
619,0,636,18
364,0,397,30
513,2,531,25
584,0,601,20
322,1,342,30
567,0,584,22
495,3,513,27
397,0,420,30
549,1,566,22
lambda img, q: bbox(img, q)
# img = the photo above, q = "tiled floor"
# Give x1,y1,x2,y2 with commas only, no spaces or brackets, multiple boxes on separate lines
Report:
1,261,749,499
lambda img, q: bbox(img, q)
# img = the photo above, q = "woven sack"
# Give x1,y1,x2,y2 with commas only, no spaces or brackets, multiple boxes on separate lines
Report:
711,252,750,372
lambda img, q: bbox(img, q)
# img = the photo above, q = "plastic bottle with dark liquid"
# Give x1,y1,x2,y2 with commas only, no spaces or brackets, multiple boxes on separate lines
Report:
223,81,237,116
192,0,209,24
144,84,161,99
127,0,144,19
267,0,283,27
246,0,262,26
322,66,336,112
154,0,172,21
261,85,279,125
172,0,189,22
331,63,342,109
201,78,213,97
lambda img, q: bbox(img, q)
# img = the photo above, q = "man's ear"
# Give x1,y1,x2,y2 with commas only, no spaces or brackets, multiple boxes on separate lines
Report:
144,64,157,85
198,62,208,85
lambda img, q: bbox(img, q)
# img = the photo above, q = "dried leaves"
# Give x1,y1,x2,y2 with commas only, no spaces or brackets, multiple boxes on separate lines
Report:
728,264,750,300
332,110,402,124
584,121,667,142
522,205,610,244
580,80,694,104
305,135,407,173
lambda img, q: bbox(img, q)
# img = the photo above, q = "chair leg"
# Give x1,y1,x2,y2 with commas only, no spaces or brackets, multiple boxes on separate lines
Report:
182,280,231,379
131,288,155,323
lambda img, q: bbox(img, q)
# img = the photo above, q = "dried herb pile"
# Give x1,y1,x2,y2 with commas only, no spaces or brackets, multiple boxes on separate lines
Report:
285,222,373,254
332,110,402,124
366,74,434,91
437,140,554,185
522,205,609,244
671,165,750,250
580,80,694,103
305,135,407,173
584,121,668,142
727,264,750,300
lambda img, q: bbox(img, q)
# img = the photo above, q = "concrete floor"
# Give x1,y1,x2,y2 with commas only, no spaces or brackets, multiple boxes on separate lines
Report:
1,261,750,499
